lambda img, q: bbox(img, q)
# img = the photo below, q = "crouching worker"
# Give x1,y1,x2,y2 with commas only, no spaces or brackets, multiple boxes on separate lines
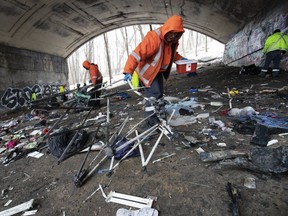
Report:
123,15,187,131
82,60,103,107
259,29,288,78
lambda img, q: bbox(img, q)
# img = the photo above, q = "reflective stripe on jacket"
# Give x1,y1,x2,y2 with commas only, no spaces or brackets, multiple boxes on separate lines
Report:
124,15,185,87
89,64,102,85
263,32,288,54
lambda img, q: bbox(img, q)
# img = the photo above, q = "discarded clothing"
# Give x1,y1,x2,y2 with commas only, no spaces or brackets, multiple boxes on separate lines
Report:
220,146,288,174
111,137,139,160
115,92,131,100
6,140,18,149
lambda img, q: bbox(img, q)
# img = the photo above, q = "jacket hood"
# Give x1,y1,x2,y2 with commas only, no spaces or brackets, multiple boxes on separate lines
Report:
161,15,185,37
83,60,91,69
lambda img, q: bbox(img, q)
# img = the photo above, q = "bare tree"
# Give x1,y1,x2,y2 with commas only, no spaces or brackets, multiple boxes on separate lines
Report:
195,32,198,56
67,26,224,87
67,52,79,85
138,25,145,40
181,32,185,55
83,40,94,83
205,35,208,52
120,27,130,58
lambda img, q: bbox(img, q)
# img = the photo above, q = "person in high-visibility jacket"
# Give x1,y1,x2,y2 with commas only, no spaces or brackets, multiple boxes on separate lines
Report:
259,29,288,78
83,60,103,107
59,84,67,102
123,15,187,129
31,92,37,101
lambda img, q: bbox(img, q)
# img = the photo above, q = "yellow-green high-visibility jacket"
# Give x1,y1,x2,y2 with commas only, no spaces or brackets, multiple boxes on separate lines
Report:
263,32,288,54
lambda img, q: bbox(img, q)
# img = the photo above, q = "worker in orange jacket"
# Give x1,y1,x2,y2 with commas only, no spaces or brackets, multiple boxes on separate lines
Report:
83,60,103,107
123,15,187,129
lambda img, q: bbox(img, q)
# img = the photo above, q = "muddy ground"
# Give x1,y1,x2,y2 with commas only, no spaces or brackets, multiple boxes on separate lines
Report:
1,64,288,216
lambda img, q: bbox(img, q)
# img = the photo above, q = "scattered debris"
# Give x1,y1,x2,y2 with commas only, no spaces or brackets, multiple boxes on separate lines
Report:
4,199,12,207
243,177,256,189
199,150,248,162
220,146,288,173
0,199,34,216
22,209,38,215
83,184,107,203
105,191,154,209
226,182,241,216
152,152,176,163
0,66,288,215
116,207,159,216
267,139,278,146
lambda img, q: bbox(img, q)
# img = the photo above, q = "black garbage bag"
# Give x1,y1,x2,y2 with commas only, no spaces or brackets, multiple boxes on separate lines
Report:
48,127,89,158
250,123,271,146
250,114,288,146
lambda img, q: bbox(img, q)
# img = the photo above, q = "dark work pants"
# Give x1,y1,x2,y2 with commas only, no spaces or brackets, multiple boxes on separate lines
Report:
88,79,103,107
262,50,282,72
141,73,164,126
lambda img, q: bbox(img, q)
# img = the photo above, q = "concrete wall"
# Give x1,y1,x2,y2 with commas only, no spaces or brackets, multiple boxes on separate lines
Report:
0,44,68,110
223,3,288,70
0,45,68,110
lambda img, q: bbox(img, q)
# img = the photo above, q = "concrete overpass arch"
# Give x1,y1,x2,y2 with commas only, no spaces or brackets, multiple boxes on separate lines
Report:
0,0,287,105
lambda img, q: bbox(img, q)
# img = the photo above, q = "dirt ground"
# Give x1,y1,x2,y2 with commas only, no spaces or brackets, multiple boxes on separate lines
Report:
1,64,288,216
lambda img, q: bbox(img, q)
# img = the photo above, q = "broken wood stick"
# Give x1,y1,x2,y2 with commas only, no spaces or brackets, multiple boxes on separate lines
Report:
199,150,248,162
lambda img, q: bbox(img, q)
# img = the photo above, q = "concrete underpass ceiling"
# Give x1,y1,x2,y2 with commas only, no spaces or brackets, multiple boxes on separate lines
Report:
0,0,283,58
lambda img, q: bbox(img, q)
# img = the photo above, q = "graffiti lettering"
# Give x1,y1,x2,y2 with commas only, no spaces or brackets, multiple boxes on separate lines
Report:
1,83,64,110
1,88,18,110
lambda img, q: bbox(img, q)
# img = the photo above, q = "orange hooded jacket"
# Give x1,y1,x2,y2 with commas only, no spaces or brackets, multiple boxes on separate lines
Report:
123,15,185,87
83,61,102,85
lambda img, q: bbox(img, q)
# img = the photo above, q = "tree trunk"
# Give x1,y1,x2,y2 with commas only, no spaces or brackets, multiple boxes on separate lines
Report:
195,32,198,56
182,32,185,55
205,35,208,52
124,27,129,57
138,25,145,40
83,40,94,83
103,33,112,83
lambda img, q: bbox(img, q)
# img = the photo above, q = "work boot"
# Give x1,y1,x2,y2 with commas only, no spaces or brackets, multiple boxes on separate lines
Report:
272,68,280,77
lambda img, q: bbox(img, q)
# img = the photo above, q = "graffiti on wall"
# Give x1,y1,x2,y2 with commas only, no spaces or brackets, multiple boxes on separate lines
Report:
1,83,66,110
